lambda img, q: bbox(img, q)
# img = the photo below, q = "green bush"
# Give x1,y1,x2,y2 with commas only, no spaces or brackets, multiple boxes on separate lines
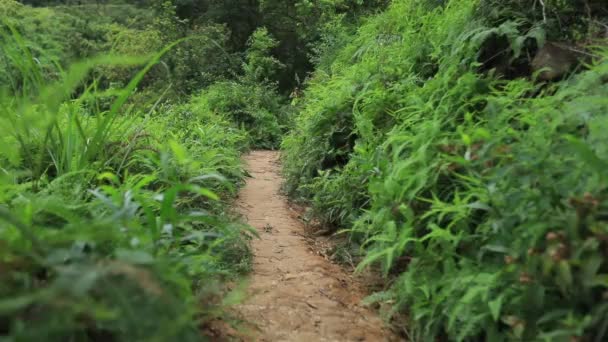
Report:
193,27,286,149
194,81,283,149
1,0,242,105
168,24,239,95
283,0,608,340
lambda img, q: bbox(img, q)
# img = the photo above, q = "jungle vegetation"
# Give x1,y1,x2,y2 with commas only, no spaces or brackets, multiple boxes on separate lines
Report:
1,0,607,341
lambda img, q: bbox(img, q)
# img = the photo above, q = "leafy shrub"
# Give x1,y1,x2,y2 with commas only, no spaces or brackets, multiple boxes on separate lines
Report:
1,0,241,105
168,23,240,95
0,0,79,90
283,0,608,340
194,81,283,149
242,27,284,84
194,27,286,149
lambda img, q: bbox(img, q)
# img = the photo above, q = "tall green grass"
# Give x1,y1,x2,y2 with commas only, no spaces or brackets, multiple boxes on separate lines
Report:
0,19,251,340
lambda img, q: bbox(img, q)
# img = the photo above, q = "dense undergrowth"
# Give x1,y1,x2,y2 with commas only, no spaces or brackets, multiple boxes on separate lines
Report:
4,0,608,340
0,0,270,340
0,51,251,342
283,0,608,340
1,0,379,338
195,28,287,149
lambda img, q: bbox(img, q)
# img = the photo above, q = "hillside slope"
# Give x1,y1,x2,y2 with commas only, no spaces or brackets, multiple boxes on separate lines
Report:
283,0,608,340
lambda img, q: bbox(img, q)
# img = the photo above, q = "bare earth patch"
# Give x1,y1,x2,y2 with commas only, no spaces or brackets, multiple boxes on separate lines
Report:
231,150,400,342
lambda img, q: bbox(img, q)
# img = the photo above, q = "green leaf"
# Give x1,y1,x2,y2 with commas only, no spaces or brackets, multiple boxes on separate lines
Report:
195,186,219,201
115,249,155,265
564,135,608,178
557,261,573,290
0,290,50,314
489,296,503,321
169,140,189,163
592,274,608,288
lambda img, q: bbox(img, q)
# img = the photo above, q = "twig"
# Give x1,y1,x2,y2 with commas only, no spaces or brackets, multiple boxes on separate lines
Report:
306,301,318,310
584,0,592,21
552,42,601,59
539,0,547,24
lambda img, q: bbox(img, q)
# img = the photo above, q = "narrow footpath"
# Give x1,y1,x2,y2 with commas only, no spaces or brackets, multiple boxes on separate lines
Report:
234,150,399,342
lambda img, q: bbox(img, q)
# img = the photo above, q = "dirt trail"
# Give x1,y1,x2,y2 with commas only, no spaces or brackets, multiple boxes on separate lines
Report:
233,150,399,342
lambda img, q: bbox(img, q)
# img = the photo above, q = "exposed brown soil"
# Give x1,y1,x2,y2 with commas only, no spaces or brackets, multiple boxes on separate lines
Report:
231,150,400,342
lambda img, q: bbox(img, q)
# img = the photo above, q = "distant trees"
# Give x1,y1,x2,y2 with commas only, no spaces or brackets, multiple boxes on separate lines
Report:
158,0,388,93
18,0,110,6
13,0,388,94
